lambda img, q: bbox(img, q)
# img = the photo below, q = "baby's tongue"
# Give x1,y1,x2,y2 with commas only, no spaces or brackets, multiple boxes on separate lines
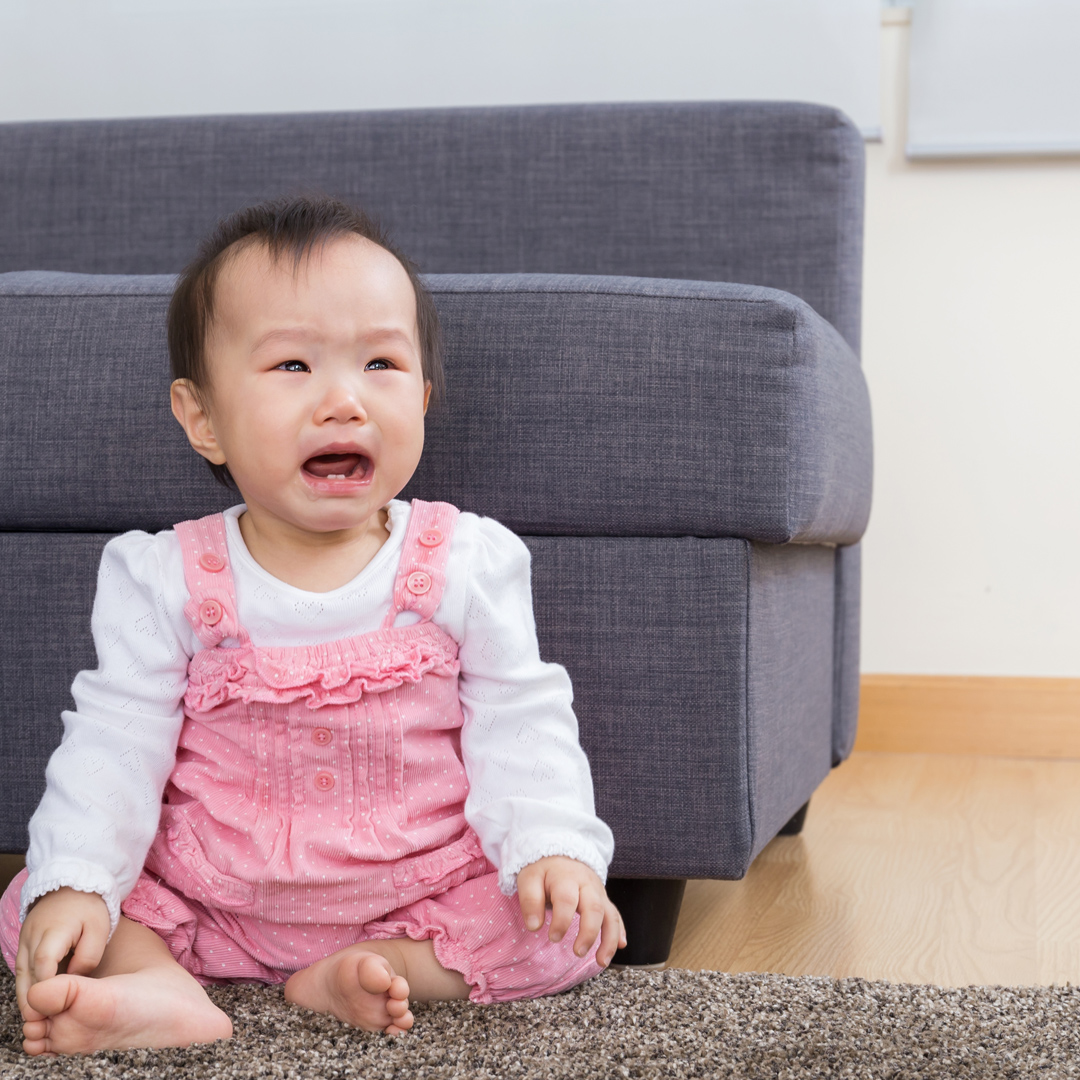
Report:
305,453,363,478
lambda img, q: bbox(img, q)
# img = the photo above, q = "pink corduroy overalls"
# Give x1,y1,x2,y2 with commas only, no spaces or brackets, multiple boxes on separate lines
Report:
0,500,600,1003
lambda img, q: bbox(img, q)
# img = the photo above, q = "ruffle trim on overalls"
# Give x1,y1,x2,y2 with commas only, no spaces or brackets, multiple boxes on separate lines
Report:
185,631,460,712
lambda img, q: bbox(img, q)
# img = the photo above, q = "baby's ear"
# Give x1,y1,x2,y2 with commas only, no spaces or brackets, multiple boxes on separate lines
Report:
423,381,432,415
170,379,227,465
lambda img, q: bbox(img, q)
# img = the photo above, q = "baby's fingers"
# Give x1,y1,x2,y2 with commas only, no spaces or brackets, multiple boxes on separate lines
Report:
571,889,606,958
516,866,548,933
67,918,108,976
596,904,626,968
30,926,75,984
14,943,43,1021
547,879,581,943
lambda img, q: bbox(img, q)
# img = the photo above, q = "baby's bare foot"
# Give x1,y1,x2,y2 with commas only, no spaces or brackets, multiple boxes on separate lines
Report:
284,946,413,1035
21,967,232,1056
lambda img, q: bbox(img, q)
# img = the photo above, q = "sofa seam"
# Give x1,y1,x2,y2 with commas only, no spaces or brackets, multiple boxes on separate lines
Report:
742,539,756,859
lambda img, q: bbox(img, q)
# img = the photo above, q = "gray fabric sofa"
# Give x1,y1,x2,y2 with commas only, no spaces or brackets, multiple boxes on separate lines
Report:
0,102,872,964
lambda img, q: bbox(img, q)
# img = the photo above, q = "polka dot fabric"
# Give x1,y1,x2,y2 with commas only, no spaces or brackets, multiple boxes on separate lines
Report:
364,874,602,1003
1,866,601,1002
3,500,598,1002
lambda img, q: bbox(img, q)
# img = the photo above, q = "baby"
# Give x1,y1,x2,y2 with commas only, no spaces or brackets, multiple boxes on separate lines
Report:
0,195,624,1055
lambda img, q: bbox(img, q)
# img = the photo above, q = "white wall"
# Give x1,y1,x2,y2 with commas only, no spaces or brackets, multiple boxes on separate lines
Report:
860,10,1080,676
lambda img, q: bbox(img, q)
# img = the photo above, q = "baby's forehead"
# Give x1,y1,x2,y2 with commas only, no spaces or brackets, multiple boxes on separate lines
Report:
219,232,380,286
208,234,417,340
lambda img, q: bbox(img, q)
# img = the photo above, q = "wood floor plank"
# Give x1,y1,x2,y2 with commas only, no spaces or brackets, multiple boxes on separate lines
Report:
668,751,1064,987
1035,760,1080,984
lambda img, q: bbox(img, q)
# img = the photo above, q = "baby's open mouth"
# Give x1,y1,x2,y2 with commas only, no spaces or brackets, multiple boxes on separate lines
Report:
302,453,371,481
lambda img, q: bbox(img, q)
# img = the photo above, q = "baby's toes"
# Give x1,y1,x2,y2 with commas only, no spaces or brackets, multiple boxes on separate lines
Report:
22,1025,54,1057
387,974,410,1001
25,976,76,1019
22,1018,48,1042
384,1010,414,1036
386,996,410,1019
355,953,393,996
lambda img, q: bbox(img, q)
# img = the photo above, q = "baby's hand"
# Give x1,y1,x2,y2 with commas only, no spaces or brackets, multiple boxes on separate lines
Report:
516,856,626,968
15,887,110,1019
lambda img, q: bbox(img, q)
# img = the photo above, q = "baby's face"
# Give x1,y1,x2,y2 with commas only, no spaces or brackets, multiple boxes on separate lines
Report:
185,234,429,537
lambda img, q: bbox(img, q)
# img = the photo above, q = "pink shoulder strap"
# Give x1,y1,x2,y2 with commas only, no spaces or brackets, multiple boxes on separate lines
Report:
173,514,248,648
382,500,460,628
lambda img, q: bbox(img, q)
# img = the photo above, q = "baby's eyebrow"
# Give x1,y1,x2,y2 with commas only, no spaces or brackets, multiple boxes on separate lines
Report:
250,326,316,352
249,326,415,352
363,328,415,349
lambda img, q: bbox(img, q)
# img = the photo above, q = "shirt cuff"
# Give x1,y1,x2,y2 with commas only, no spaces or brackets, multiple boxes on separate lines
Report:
21,859,121,935
496,831,611,896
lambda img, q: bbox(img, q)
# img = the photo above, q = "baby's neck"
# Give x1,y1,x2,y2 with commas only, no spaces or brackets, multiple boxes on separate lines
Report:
236,507,391,593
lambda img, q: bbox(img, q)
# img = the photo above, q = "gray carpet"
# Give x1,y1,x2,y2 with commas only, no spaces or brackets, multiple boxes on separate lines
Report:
2,966,1078,1078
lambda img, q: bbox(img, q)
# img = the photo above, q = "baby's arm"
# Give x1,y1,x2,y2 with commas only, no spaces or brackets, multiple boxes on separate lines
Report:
516,856,626,967
449,515,618,944
14,888,110,1019
21,531,190,931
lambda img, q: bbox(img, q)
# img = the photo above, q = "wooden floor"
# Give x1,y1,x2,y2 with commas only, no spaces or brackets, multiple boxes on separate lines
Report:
669,751,1080,987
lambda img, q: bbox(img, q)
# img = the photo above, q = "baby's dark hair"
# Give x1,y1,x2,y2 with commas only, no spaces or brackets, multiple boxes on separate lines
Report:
167,194,444,487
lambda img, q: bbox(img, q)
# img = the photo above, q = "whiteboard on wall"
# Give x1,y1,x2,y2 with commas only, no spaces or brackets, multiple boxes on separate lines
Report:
0,0,880,135
907,0,1080,157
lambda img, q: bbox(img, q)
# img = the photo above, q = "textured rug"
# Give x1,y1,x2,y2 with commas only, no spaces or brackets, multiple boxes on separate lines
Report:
2,966,1078,1079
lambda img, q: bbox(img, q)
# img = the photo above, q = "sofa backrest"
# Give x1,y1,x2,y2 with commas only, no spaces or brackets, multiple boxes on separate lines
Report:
0,102,865,353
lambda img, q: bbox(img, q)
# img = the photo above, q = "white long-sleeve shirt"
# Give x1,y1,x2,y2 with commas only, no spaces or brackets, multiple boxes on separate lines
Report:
22,501,614,930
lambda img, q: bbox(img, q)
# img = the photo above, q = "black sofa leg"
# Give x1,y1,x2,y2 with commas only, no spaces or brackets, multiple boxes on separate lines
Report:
778,800,810,836
605,877,687,966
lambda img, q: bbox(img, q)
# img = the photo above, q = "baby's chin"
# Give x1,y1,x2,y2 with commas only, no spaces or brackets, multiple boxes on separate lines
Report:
236,486,388,538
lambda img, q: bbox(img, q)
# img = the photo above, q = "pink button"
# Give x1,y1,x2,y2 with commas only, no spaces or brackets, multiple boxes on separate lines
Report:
418,529,444,548
314,771,335,792
199,552,226,573
406,570,431,595
311,727,333,746
199,600,223,625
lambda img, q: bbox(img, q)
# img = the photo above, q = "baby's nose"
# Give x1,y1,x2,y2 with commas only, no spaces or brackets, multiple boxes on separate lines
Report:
317,383,367,423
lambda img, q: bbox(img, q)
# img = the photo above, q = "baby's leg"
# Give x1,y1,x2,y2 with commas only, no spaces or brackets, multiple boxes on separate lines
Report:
284,937,469,1035
21,915,232,1056
366,873,604,1006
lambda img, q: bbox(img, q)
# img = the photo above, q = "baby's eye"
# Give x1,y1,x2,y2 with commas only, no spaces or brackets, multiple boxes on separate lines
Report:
365,358,392,371
276,360,309,373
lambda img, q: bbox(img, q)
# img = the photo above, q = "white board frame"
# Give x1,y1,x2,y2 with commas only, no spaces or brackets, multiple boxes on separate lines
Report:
907,0,1080,158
